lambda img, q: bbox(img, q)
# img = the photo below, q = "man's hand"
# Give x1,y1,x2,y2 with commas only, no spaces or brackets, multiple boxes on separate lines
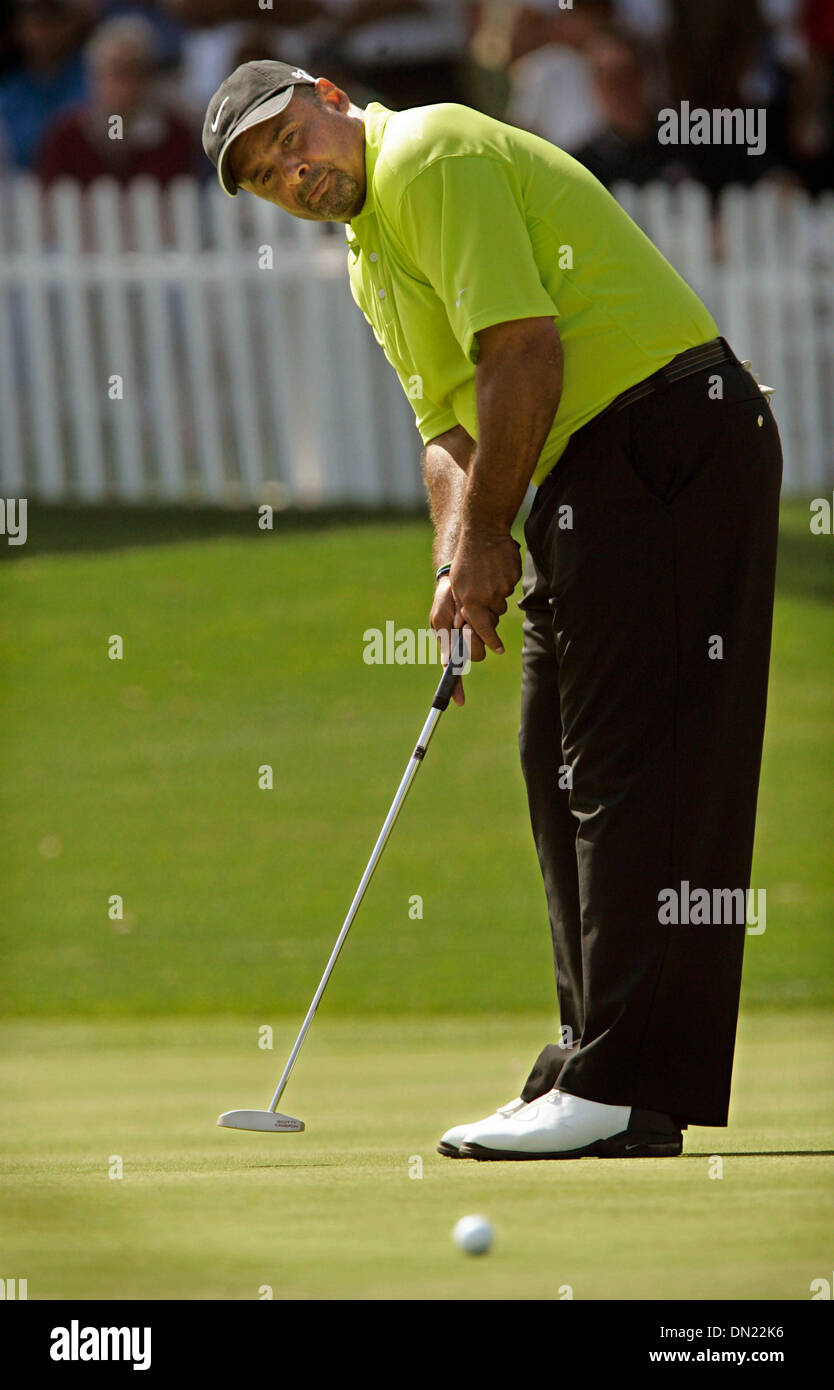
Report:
443,317,560,655
449,523,522,655
430,575,485,705
422,318,561,686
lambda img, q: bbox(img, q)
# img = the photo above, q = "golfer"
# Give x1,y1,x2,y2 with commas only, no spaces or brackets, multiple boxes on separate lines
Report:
203,62,782,1160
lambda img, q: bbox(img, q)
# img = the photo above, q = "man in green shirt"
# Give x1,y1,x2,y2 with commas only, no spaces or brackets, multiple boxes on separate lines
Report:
203,62,782,1160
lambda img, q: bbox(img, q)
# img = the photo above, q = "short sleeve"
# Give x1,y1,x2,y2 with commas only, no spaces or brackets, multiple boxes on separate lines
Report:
347,267,457,440
392,363,458,444
395,154,559,363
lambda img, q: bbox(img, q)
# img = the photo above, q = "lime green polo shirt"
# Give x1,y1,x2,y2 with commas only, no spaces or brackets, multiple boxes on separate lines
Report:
346,102,718,487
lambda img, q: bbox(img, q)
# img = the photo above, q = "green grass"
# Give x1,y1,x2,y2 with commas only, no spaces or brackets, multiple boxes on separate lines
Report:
0,499,831,1017
0,500,831,1301
1,1011,831,1300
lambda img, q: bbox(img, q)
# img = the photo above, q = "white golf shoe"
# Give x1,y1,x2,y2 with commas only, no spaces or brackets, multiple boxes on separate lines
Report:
437,1097,530,1158
459,1088,683,1160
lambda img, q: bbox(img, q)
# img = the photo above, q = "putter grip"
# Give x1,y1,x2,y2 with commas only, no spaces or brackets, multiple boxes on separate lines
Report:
432,629,469,711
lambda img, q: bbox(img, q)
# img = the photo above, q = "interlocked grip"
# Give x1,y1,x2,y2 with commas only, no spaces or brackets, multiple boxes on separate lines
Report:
431,629,470,711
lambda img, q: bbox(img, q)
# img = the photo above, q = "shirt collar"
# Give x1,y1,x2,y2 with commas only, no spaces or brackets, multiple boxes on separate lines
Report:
347,102,392,244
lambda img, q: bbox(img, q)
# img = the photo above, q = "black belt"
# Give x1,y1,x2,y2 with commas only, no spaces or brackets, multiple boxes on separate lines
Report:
598,337,732,418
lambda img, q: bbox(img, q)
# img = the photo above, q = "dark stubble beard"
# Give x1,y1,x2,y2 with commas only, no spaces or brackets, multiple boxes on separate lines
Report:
302,167,361,220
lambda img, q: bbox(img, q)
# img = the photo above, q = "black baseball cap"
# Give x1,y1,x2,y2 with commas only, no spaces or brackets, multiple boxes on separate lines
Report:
203,60,317,197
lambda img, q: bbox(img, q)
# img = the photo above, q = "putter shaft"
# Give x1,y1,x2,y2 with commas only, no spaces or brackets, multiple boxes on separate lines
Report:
267,632,468,1115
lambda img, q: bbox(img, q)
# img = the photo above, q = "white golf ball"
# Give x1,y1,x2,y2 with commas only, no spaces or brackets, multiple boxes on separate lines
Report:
452,1214,494,1255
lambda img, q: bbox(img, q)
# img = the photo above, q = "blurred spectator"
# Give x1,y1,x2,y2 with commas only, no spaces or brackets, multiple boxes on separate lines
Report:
0,0,826,195
666,0,764,111
0,0,91,169
171,0,466,118
96,1,185,69
613,0,669,43
503,1,612,153
37,14,196,184
728,1,834,193
167,1,324,112
663,0,776,191
0,10,20,80
574,27,691,186
316,0,468,108
785,0,834,190
210,20,390,136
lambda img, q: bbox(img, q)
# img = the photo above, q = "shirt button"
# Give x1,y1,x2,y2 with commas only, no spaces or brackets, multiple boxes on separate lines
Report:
377,287,386,299
369,252,378,262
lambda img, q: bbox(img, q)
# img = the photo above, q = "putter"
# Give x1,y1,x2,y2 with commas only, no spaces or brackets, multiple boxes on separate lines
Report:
218,627,470,1133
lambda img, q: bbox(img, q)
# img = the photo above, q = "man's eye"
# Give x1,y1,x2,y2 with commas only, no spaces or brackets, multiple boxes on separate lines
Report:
262,169,272,186
283,129,295,147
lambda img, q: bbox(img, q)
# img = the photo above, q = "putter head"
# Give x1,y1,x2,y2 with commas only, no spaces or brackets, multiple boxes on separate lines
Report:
217,1109,305,1133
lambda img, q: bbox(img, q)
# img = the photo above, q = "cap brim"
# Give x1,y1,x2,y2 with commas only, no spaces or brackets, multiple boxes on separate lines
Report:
217,86,297,197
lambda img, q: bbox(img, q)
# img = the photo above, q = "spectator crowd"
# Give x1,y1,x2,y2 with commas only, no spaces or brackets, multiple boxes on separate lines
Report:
0,0,831,195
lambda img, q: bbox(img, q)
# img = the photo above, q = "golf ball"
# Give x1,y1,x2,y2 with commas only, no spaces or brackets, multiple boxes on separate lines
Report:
452,1214,494,1255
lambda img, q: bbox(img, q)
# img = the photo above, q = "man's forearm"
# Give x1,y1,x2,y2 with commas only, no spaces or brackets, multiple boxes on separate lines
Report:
463,319,563,533
421,426,475,571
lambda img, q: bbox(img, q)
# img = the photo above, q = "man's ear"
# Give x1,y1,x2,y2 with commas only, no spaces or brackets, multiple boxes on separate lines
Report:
313,76,349,112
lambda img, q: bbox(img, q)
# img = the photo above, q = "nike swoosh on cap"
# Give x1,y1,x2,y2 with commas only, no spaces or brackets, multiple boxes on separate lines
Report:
210,96,230,133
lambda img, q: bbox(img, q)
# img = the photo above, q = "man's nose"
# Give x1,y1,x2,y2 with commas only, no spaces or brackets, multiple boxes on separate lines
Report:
287,158,311,187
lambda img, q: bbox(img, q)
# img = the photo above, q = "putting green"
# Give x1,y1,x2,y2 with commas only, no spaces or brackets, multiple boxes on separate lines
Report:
0,502,832,1022
1,501,831,1301
1,1011,831,1300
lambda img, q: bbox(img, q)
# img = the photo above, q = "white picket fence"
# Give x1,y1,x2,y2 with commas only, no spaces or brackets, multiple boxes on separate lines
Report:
0,173,831,506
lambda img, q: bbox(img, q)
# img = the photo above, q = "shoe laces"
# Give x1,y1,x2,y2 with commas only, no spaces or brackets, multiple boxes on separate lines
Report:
497,1097,526,1117
540,1088,562,1108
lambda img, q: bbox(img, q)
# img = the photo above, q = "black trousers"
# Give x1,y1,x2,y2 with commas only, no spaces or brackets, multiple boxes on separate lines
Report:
517,346,782,1127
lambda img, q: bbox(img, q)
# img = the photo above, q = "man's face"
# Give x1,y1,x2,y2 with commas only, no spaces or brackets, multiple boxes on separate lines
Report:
589,38,646,125
228,79,366,222
94,45,149,117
